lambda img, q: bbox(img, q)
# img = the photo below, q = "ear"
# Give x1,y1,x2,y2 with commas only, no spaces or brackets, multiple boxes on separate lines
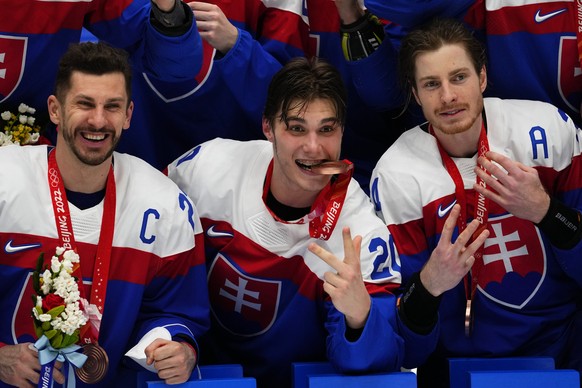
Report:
123,101,134,130
479,65,487,93
262,117,274,142
412,86,421,106
47,95,61,125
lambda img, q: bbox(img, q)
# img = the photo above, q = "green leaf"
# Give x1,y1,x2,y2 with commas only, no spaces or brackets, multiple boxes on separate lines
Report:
32,271,40,294
41,321,51,331
44,329,58,340
50,332,63,349
35,252,44,271
60,333,78,348
35,326,43,339
47,305,65,319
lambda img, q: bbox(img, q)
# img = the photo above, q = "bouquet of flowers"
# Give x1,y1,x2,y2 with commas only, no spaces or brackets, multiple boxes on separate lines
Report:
31,247,88,349
0,103,41,146
31,247,90,386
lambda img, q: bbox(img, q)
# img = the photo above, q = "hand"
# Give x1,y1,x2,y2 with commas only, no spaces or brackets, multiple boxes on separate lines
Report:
152,0,177,12
474,151,551,223
333,0,365,24
188,2,238,54
420,204,490,296
0,343,64,386
145,339,196,384
308,227,371,329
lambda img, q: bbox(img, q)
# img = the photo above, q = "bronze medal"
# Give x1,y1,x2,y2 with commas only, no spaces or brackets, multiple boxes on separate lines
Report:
76,343,109,384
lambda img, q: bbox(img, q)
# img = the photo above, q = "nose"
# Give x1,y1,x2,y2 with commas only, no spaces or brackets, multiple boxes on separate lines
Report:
302,131,321,154
440,82,457,104
87,106,107,128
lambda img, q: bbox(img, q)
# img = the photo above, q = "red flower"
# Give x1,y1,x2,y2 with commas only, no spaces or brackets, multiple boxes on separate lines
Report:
42,293,65,312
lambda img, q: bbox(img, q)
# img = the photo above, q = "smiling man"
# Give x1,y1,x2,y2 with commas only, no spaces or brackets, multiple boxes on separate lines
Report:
0,42,210,387
371,18,582,388
165,57,465,387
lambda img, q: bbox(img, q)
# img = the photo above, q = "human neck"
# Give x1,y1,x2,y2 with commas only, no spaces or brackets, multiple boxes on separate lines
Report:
269,165,319,209
55,147,111,193
432,118,483,158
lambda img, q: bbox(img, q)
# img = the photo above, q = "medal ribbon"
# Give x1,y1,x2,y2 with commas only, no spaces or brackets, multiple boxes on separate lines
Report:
47,150,116,344
429,122,490,336
262,159,353,240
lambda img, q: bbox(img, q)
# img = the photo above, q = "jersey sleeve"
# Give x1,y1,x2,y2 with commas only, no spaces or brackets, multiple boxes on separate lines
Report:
346,23,407,111
213,29,284,125
86,0,203,82
363,0,473,28
542,114,582,286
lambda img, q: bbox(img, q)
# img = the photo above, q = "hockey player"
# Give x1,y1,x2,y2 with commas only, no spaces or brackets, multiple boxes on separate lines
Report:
0,42,210,387
360,0,582,125
371,18,582,388
167,56,487,387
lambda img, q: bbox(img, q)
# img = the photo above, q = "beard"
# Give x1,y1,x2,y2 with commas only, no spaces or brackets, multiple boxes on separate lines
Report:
61,125,120,166
431,98,484,136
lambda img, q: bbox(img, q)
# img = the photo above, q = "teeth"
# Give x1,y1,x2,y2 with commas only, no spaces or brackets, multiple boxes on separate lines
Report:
297,160,325,167
84,133,106,141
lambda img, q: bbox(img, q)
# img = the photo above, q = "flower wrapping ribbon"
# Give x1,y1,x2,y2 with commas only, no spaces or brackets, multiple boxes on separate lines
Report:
35,335,88,388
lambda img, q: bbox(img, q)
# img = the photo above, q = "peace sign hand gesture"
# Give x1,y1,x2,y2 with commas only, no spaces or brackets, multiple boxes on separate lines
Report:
308,227,371,329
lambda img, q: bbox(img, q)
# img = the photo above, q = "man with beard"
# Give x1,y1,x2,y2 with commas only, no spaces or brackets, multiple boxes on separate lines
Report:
370,18,582,388
0,42,210,387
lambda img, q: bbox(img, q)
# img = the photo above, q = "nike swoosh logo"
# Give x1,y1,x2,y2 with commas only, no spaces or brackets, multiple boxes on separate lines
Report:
4,240,41,254
206,225,234,238
437,199,457,218
534,8,567,23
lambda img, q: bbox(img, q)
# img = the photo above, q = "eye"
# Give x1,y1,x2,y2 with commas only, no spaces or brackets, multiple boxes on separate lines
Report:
77,100,94,109
423,80,439,90
452,73,467,83
105,103,122,111
287,124,305,134
320,125,337,134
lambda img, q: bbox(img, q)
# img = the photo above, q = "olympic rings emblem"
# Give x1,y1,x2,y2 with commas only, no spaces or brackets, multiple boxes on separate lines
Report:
48,168,60,188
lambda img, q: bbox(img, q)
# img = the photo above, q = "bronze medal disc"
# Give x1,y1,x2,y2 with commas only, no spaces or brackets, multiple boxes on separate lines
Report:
76,343,109,384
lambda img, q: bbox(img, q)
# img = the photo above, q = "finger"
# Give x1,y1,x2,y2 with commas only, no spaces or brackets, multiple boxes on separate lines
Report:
323,270,342,288
308,242,342,272
465,227,490,257
465,255,475,269
341,227,361,267
441,203,461,243
52,367,65,385
188,1,212,12
145,338,169,365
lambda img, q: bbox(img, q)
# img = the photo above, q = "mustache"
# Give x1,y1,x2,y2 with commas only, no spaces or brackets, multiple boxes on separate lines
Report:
436,104,469,114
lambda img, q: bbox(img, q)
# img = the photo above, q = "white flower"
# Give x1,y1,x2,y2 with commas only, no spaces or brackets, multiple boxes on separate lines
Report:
63,250,79,264
0,111,10,121
27,106,36,114
32,247,90,348
18,115,28,124
41,270,53,295
18,103,28,113
30,133,40,143
51,256,62,273
27,116,35,125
